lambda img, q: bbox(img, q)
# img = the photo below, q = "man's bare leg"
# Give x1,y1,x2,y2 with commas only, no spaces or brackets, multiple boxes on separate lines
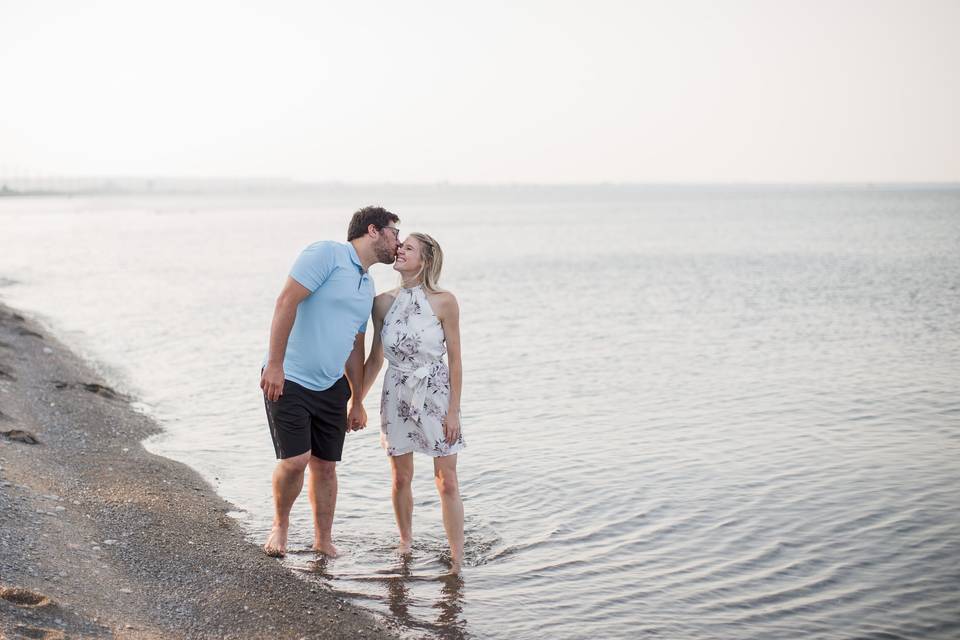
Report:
308,456,339,557
390,453,414,553
434,454,464,574
264,451,311,557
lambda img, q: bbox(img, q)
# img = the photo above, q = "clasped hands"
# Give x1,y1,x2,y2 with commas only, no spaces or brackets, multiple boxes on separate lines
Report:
347,399,367,431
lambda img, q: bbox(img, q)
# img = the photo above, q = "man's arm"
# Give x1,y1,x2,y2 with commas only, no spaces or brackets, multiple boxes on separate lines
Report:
345,331,366,430
260,277,311,402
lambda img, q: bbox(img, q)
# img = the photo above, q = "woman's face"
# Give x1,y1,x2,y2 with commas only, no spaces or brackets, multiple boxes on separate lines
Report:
393,236,423,274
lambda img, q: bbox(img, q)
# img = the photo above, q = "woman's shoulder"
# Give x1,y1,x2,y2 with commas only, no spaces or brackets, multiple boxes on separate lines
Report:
426,289,458,314
375,289,400,301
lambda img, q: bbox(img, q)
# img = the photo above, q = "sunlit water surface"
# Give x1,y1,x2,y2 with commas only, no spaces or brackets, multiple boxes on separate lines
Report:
1,186,959,639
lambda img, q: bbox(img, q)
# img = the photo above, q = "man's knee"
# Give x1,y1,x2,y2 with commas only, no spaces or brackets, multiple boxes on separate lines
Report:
308,456,337,479
278,451,311,475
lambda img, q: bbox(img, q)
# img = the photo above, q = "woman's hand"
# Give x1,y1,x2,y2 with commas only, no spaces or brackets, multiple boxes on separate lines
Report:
443,412,461,445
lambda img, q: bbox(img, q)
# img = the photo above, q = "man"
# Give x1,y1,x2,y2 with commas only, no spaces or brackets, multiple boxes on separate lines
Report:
260,205,400,557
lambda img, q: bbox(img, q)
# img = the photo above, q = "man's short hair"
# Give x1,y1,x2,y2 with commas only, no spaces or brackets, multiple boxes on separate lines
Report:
347,206,400,241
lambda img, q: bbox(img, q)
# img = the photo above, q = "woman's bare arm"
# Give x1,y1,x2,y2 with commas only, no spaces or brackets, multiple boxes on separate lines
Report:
435,292,462,443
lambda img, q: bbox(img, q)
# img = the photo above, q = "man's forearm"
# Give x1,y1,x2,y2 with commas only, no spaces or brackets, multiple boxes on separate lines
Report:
344,340,365,399
345,361,362,397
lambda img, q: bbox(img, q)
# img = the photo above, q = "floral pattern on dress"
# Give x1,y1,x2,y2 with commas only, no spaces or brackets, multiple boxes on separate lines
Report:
379,285,465,458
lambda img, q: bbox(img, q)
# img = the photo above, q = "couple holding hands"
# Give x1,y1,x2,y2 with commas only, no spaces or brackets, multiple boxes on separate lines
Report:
259,206,466,573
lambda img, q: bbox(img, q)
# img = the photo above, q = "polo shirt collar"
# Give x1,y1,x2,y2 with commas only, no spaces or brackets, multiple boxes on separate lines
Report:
346,242,365,272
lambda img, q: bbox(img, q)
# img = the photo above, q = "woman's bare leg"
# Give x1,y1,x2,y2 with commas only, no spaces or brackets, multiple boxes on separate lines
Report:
390,453,415,553
433,454,464,573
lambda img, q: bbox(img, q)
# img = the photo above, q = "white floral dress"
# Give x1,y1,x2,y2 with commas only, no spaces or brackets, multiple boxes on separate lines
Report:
380,285,465,457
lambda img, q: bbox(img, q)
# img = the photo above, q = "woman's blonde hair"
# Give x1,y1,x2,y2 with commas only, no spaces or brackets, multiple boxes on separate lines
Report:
407,232,444,292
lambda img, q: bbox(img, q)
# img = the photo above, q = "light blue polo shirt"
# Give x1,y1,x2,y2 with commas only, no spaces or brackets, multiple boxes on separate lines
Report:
272,240,373,392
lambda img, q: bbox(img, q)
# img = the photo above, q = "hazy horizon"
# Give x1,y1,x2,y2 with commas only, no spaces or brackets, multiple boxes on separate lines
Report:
0,175,960,196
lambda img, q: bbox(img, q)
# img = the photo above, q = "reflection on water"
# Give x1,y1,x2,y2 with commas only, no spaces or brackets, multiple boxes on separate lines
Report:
379,556,467,640
434,575,467,640
1,187,959,639
294,550,468,639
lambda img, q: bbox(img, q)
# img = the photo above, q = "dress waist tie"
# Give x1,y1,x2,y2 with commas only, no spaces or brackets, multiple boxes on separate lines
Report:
387,361,441,421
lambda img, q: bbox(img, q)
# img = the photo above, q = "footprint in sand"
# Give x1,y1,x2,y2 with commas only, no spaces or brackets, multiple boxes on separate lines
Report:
0,430,40,445
1,587,63,640
12,625,65,640
0,586,52,609
50,381,122,400
80,383,121,399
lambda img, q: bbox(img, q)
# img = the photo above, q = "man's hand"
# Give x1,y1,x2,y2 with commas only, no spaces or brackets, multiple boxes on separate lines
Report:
348,400,367,431
260,363,285,402
443,413,461,445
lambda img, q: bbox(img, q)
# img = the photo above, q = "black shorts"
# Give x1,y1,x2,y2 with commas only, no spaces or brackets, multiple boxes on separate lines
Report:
264,376,351,461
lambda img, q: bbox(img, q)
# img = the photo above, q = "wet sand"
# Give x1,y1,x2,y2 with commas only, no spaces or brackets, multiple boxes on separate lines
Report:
0,302,396,639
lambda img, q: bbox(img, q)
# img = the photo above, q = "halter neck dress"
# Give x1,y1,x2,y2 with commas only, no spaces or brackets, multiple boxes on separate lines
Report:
380,285,465,457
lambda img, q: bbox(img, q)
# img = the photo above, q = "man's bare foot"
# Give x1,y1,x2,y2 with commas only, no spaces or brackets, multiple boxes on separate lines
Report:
263,524,288,557
397,538,413,555
311,540,338,557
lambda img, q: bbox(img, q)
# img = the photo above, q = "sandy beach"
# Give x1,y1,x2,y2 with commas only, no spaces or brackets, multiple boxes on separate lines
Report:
0,302,396,639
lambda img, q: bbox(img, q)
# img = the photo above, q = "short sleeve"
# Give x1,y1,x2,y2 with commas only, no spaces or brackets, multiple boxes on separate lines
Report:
290,242,336,292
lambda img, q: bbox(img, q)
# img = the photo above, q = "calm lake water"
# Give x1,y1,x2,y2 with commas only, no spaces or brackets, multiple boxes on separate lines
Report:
1,185,959,639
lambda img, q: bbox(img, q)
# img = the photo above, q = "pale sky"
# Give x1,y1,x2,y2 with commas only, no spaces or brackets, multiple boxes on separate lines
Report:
1,0,958,183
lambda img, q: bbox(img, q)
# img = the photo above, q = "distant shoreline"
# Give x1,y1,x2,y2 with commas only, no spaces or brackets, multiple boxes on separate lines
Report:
2,180,959,199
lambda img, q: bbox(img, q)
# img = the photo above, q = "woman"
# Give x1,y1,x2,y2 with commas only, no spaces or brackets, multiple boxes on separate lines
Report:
360,232,465,573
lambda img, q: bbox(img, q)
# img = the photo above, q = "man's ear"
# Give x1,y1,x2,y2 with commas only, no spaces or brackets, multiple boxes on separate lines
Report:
367,223,379,238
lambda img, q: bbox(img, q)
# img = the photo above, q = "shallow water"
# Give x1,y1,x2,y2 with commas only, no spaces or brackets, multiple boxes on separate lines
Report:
1,186,959,639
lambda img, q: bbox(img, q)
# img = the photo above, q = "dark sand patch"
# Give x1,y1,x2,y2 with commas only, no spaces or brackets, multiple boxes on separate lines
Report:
0,309,26,322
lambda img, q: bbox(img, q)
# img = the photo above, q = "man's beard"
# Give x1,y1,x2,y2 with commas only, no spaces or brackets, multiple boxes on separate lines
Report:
374,240,396,264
